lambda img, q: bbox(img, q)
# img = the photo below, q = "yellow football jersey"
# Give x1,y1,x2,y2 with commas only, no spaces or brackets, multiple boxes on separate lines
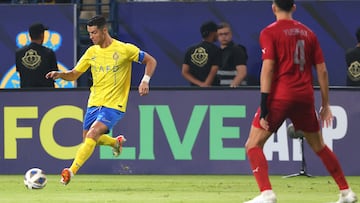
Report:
74,39,141,112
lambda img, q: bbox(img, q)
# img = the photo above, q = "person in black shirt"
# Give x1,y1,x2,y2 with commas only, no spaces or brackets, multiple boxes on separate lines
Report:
217,22,248,87
182,21,221,87
16,23,59,88
345,27,360,86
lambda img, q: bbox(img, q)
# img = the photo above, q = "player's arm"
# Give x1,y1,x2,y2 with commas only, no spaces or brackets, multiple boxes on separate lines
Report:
138,52,157,96
260,59,274,110
259,59,274,130
141,52,157,78
45,69,82,81
181,64,205,87
316,62,333,127
316,62,330,106
204,65,218,86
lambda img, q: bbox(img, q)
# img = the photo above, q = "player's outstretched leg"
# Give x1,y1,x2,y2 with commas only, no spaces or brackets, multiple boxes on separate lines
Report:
112,135,126,157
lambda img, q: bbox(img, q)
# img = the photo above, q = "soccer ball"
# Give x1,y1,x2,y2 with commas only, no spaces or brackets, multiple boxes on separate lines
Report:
24,168,47,189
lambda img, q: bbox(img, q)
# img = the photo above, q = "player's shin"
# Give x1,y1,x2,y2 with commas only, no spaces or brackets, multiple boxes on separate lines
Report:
247,147,272,192
316,145,349,190
70,138,97,175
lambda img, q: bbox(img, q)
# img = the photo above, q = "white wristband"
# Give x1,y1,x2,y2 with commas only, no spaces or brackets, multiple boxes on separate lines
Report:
141,75,151,83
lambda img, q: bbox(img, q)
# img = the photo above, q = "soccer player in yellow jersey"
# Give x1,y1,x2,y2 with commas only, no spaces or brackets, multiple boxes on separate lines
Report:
45,15,157,185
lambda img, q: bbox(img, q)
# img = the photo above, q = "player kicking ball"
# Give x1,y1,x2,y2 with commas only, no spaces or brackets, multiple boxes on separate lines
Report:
46,15,157,185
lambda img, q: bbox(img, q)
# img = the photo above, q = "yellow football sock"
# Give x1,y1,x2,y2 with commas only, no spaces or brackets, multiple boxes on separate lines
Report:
97,134,116,147
70,138,96,175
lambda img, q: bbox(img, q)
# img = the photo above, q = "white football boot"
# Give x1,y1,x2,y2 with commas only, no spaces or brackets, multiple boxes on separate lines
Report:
336,189,358,203
244,190,277,203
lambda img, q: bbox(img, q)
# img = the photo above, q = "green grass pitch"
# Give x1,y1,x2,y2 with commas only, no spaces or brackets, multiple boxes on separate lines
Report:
0,175,359,203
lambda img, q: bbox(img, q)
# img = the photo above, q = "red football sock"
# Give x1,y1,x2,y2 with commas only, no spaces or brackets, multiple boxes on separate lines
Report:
316,145,349,190
247,147,272,192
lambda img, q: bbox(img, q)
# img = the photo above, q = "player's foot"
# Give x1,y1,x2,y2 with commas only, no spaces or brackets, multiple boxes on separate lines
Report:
244,190,277,203
337,189,358,203
60,168,73,185
112,135,126,157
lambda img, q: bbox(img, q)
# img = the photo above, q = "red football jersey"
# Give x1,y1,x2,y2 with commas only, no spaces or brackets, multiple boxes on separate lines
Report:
260,19,325,102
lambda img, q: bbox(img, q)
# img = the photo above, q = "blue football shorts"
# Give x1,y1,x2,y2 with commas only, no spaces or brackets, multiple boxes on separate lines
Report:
83,106,125,133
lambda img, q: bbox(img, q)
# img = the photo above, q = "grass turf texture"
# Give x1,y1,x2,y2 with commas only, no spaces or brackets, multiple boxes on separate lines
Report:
0,175,359,203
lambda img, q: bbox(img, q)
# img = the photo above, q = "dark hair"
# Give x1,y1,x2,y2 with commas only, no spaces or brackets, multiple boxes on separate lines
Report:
29,23,48,40
273,0,294,12
356,27,360,43
200,21,218,38
87,15,107,28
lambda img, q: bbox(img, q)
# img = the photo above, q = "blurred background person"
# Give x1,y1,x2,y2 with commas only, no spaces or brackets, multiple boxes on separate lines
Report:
345,27,360,86
217,22,248,87
182,21,221,87
16,23,59,88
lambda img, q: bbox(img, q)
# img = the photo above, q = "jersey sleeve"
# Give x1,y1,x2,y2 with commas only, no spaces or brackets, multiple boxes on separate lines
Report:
234,45,248,65
183,47,192,65
124,43,141,63
260,28,275,60
49,50,59,71
74,47,93,73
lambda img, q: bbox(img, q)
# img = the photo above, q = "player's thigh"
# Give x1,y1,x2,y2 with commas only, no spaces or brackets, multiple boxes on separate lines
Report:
95,107,125,132
304,131,325,152
289,101,319,132
87,121,108,140
266,100,291,132
245,125,273,150
83,106,100,131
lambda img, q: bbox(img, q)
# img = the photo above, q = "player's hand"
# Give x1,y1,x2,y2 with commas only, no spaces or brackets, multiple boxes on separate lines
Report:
138,81,149,96
319,105,333,128
260,118,269,131
45,71,61,80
